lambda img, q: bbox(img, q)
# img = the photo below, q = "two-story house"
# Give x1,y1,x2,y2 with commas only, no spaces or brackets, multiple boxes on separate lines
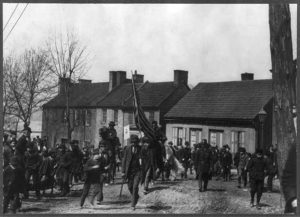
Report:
42,70,190,147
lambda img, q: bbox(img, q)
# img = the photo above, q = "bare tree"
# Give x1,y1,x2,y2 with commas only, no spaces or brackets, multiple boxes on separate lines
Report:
4,49,57,130
269,4,297,178
46,30,89,142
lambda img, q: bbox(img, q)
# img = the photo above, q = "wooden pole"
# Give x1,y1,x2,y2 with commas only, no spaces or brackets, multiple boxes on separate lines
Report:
269,4,296,179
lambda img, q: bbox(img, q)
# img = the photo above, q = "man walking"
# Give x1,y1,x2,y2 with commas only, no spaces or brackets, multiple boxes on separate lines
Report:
194,142,213,192
237,148,249,188
247,149,268,209
122,135,142,211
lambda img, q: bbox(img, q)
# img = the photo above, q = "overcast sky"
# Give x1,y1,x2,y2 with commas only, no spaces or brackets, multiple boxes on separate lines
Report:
3,4,297,86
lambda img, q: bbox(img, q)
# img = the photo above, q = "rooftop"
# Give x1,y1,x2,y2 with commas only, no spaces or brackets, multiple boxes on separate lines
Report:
165,79,273,120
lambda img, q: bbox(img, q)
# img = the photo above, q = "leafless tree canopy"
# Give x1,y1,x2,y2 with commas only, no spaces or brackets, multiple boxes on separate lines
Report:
46,31,88,81
3,49,57,127
46,30,89,141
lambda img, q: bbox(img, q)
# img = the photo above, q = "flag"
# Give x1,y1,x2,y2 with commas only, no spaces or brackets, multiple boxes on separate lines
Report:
131,75,156,141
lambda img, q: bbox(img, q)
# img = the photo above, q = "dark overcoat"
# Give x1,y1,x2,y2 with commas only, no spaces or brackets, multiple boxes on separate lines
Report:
194,146,212,175
246,155,267,181
121,144,142,179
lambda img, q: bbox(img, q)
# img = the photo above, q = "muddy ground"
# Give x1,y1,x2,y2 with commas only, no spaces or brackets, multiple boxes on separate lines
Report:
17,171,284,214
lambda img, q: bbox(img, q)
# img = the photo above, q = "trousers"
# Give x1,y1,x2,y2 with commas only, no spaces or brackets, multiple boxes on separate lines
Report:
250,179,264,204
127,171,141,207
197,171,209,191
80,183,101,206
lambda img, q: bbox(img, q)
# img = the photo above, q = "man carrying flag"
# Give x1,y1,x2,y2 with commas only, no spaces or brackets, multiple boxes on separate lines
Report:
131,74,166,183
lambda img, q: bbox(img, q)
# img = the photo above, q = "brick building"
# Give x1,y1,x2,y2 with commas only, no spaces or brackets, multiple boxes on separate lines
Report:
164,73,274,154
42,70,190,147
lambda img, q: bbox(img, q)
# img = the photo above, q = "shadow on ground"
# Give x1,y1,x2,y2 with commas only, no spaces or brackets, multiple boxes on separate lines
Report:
147,205,172,211
20,207,50,213
147,186,170,193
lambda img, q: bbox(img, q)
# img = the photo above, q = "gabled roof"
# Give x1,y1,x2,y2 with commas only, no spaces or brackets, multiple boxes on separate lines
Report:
165,79,273,120
43,82,109,108
98,81,180,109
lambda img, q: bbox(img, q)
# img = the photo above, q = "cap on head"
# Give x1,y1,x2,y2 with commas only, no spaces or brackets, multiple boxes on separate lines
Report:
130,134,139,143
152,121,157,125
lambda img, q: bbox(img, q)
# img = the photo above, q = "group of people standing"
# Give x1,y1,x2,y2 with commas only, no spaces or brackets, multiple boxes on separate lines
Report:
3,120,291,213
3,127,51,213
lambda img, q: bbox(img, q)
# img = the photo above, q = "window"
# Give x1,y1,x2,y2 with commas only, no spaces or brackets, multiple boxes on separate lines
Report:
85,110,91,126
74,110,80,126
70,109,74,126
231,131,245,153
102,109,107,123
149,111,154,123
172,127,185,146
80,110,85,126
190,128,202,146
209,130,224,148
114,109,118,125
128,112,134,125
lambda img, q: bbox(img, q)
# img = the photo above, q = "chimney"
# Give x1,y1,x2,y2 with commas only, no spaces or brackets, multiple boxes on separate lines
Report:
174,70,188,86
78,79,92,84
241,72,254,81
109,71,127,91
58,77,71,95
132,70,144,83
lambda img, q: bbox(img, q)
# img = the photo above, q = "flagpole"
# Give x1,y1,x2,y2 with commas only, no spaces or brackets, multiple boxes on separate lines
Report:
131,71,143,138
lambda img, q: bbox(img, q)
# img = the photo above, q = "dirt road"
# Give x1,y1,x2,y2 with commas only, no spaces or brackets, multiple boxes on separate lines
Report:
18,172,284,214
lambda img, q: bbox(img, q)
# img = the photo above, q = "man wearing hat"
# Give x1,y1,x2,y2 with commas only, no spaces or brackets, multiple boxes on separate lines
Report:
108,121,121,184
24,141,42,199
151,121,167,181
247,149,268,209
140,136,152,194
194,142,213,192
57,143,73,196
3,155,24,213
80,148,100,208
122,134,142,210
96,143,110,204
220,144,232,181
237,147,249,188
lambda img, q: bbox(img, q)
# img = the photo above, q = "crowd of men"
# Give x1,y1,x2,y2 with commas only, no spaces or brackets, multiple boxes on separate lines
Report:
3,120,281,213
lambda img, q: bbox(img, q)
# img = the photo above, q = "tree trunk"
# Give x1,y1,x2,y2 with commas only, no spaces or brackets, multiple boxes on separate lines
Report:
269,4,296,179
66,81,72,143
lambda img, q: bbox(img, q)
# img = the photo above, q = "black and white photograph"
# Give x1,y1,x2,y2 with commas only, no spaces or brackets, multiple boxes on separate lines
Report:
1,2,298,215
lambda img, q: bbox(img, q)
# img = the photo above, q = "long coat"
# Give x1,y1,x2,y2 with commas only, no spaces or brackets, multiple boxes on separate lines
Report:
246,155,267,181
194,146,212,175
122,144,142,179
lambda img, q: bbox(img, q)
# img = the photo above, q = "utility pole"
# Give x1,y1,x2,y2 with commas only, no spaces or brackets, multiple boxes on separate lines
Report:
269,4,296,179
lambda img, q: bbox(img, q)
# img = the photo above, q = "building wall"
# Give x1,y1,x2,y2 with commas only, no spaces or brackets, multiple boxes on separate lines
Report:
42,108,100,148
166,123,256,153
42,107,161,148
